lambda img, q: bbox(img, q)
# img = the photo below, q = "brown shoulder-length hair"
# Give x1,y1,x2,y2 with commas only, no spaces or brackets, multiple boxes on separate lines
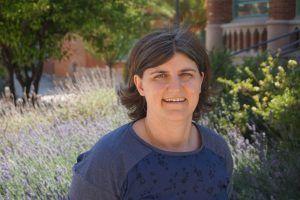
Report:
117,27,212,122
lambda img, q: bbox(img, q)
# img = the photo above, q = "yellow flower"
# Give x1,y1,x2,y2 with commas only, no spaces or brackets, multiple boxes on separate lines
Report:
253,95,259,102
262,67,270,74
251,106,257,112
243,104,250,109
278,66,284,72
288,60,297,68
253,86,260,91
268,56,273,62
260,62,267,67
259,80,264,86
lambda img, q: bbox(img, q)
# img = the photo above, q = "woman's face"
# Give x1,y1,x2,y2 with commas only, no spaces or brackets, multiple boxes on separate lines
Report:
134,53,204,121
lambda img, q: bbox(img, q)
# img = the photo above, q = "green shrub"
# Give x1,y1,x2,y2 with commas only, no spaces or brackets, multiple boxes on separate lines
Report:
209,49,235,86
213,55,300,142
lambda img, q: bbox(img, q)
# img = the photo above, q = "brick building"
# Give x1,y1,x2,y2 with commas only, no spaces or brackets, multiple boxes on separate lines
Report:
205,0,300,54
43,36,124,77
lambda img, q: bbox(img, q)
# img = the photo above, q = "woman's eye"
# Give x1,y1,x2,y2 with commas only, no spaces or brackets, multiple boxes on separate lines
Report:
181,73,193,77
155,74,166,79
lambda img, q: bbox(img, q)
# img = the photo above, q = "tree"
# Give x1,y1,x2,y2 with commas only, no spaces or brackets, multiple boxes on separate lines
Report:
0,0,153,100
83,1,153,84
179,0,206,31
0,1,97,100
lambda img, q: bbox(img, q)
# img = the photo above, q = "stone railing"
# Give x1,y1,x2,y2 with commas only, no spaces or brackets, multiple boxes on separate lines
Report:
221,17,268,53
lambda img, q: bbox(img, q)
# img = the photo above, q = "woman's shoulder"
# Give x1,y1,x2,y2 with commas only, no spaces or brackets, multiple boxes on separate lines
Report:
92,122,132,152
195,123,234,196
196,123,231,160
69,122,138,198
72,121,152,185
75,122,133,166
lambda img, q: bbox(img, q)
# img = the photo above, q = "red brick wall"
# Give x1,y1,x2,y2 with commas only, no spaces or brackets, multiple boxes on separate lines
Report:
270,0,296,20
85,53,106,68
43,59,55,74
43,36,108,76
206,0,232,24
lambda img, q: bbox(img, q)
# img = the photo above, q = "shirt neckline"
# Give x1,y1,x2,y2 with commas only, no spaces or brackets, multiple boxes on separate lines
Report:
128,120,205,156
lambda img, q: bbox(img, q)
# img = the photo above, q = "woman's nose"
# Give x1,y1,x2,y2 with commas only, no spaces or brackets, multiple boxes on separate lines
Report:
167,76,182,91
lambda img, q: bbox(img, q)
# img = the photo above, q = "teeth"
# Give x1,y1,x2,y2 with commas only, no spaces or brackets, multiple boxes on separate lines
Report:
164,98,185,102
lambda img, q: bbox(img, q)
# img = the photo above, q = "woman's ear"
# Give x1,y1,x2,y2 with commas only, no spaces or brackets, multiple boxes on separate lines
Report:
200,72,205,84
133,75,145,96
199,72,205,94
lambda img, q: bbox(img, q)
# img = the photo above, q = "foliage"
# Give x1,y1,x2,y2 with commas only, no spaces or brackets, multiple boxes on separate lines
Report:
207,52,300,199
225,125,300,200
0,113,128,199
0,67,118,133
0,0,154,98
0,65,6,77
209,49,235,84
0,0,98,97
0,68,128,198
177,0,206,30
162,0,206,30
215,55,300,142
84,0,153,80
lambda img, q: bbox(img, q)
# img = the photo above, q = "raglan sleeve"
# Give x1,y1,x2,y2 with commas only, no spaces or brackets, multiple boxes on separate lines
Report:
68,149,120,200
224,141,234,199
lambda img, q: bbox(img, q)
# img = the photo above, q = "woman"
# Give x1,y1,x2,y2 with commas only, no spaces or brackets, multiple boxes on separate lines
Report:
68,28,233,200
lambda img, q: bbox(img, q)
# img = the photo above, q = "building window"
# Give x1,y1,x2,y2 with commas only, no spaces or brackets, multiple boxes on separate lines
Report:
234,0,269,18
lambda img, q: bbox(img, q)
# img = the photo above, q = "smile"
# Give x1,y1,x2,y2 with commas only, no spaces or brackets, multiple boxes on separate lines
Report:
162,98,186,103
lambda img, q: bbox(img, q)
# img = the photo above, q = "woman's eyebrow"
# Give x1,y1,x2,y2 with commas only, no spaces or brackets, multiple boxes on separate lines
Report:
150,70,167,75
150,68,197,75
180,68,197,73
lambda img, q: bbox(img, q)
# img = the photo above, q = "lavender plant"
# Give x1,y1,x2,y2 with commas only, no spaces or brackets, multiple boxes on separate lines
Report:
225,124,300,200
0,67,129,199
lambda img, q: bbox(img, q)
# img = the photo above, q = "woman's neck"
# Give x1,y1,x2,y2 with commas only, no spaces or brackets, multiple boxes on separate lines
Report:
134,116,200,152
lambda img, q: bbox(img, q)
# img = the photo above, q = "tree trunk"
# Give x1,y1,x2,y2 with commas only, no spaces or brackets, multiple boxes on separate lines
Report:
174,0,180,28
15,65,33,100
108,63,113,87
31,61,44,107
24,66,32,99
15,67,26,95
7,66,16,101
1,45,17,101
33,61,44,95
24,79,31,99
14,61,43,105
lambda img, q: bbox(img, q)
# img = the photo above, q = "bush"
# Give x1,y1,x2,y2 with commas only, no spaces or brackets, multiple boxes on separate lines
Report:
209,53,300,143
207,52,300,199
209,49,234,82
0,68,130,198
226,125,300,200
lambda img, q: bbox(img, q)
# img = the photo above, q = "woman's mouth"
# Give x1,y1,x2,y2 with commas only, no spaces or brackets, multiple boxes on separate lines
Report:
162,98,186,103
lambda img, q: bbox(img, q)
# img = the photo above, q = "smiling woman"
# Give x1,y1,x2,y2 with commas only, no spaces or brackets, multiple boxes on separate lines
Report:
133,53,203,124
68,28,234,200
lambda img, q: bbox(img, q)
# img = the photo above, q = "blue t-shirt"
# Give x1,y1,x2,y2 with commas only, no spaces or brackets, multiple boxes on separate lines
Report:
68,121,234,200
